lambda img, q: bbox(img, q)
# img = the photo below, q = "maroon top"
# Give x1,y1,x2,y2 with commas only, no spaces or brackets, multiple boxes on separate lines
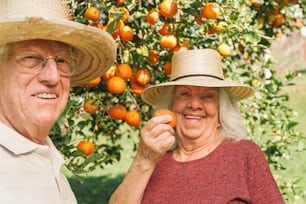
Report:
141,139,285,204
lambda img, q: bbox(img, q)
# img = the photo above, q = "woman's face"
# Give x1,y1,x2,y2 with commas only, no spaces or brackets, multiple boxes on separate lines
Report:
172,85,219,142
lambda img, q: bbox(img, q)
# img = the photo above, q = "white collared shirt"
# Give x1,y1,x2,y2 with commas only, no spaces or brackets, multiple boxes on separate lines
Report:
0,122,77,204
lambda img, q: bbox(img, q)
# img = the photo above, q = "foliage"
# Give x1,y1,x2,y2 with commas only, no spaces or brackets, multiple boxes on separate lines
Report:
50,0,306,202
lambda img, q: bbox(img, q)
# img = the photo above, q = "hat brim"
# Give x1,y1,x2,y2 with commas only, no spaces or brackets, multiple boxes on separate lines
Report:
141,76,254,106
0,17,116,87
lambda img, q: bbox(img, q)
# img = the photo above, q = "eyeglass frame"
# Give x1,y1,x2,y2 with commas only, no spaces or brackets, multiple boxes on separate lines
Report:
14,50,78,77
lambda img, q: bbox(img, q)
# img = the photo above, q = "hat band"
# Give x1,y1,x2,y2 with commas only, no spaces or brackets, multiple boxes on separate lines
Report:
172,74,224,81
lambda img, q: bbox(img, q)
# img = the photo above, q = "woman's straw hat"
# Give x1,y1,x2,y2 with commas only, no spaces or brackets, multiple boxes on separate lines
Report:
141,49,254,106
0,0,116,87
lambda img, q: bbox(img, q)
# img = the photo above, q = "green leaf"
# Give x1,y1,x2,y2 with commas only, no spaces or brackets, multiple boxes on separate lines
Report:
242,31,261,44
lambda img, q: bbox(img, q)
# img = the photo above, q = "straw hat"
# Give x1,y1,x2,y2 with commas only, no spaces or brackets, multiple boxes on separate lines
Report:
0,0,116,87
141,49,254,106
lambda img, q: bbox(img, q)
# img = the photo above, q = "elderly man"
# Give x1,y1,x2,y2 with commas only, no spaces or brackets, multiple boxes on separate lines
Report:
0,0,116,203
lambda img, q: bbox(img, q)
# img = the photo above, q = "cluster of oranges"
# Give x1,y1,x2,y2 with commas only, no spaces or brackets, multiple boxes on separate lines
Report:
146,0,188,51
83,63,149,128
109,104,141,127
85,6,133,42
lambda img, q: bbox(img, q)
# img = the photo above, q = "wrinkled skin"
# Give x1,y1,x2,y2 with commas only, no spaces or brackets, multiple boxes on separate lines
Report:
0,40,71,144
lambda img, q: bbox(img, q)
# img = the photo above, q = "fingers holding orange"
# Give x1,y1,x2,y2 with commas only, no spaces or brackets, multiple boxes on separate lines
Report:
154,109,176,128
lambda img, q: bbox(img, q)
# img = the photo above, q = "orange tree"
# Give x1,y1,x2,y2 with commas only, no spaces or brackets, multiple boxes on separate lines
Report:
49,0,306,202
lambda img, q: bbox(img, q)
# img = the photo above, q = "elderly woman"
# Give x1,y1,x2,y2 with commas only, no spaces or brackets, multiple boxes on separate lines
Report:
109,49,284,204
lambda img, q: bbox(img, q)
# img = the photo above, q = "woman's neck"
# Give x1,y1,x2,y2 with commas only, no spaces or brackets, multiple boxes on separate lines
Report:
173,133,225,162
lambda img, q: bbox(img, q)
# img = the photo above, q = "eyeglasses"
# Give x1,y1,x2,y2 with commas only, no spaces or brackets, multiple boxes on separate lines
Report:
15,52,77,77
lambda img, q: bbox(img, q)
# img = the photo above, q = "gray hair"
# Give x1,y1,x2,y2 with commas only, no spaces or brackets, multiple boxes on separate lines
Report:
154,86,247,141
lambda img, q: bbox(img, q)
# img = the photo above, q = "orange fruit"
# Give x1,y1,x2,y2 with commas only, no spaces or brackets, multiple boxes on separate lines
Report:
147,9,160,25
107,76,127,94
274,31,282,39
158,23,174,35
77,141,95,156
119,7,129,22
86,77,101,87
148,50,159,65
201,3,220,20
204,25,216,35
117,0,125,5
159,0,178,18
119,25,134,41
195,15,203,25
109,104,127,120
160,35,177,49
85,7,101,21
103,65,116,81
217,43,231,57
125,111,141,127
214,22,227,33
116,63,133,80
134,69,151,86
272,13,284,28
109,19,125,39
154,109,177,128
250,0,261,8
163,62,172,75
84,99,99,114
131,82,145,95
173,45,188,54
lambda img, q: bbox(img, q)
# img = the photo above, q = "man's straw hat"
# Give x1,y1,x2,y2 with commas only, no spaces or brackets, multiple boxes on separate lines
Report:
0,0,116,87
141,49,254,106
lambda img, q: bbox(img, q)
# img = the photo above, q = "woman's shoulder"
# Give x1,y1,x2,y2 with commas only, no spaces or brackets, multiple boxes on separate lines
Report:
222,139,263,154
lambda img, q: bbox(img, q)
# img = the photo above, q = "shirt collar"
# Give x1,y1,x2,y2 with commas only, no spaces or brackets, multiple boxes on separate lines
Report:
0,122,40,155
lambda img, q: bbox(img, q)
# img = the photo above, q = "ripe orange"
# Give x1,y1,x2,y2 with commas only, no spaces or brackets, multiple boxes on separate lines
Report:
272,13,284,28
274,31,283,39
154,109,176,128
173,45,188,54
109,19,125,39
250,0,261,8
134,69,151,86
103,65,116,81
159,0,178,18
217,43,231,57
125,110,141,127
163,62,172,75
116,63,133,80
107,76,127,94
77,141,95,156
119,7,129,22
201,3,220,20
160,35,177,49
119,25,134,41
214,22,227,33
109,104,127,120
194,15,203,25
147,9,160,25
117,0,125,5
84,99,99,114
86,77,101,87
85,7,101,21
158,23,174,35
131,82,145,95
204,25,216,35
148,50,159,65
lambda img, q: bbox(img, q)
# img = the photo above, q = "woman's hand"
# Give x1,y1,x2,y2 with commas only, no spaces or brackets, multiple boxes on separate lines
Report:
136,114,176,168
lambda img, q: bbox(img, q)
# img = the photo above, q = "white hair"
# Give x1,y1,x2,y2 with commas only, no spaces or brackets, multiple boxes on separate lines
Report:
218,88,247,140
154,86,248,141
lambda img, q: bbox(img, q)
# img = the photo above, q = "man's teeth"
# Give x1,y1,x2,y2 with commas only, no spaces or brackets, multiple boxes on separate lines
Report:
36,93,57,99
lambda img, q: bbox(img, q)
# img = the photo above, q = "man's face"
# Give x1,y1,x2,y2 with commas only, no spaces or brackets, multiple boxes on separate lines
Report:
0,40,72,141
